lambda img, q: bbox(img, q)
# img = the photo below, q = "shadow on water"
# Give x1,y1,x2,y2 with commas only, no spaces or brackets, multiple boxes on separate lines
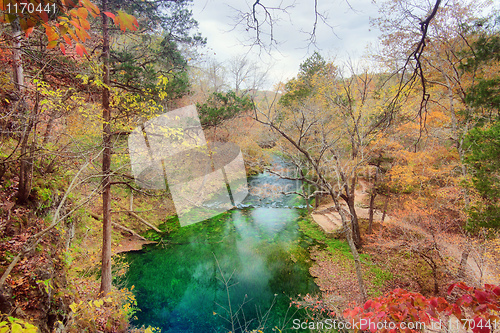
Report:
122,158,320,332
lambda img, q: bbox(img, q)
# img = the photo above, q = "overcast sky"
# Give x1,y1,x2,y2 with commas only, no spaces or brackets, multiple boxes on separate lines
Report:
189,0,382,90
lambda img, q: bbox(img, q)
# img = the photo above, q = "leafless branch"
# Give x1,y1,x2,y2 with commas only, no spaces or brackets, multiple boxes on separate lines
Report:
387,0,442,149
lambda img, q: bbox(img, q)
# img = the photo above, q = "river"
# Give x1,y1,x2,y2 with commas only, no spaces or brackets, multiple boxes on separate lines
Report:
123,157,319,332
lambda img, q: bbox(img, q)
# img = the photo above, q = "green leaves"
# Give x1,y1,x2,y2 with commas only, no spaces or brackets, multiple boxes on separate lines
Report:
0,317,38,333
462,24,500,231
464,122,500,230
197,91,254,128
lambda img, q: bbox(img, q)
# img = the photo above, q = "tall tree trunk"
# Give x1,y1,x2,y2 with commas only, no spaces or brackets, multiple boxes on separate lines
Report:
17,124,33,204
335,200,367,302
11,19,24,93
368,192,376,234
347,176,361,248
12,19,33,204
381,195,389,223
457,247,470,280
368,165,379,234
99,0,113,297
346,198,361,248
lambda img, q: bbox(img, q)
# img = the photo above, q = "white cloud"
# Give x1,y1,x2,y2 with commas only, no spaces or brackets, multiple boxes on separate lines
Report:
191,0,382,89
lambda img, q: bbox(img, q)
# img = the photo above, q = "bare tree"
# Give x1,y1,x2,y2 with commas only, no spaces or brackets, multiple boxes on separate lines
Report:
255,97,369,302
373,0,443,140
227,54,269,95
231,0,443,127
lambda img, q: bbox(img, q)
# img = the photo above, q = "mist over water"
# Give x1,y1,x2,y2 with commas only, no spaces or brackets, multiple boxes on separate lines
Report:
123,158,319,332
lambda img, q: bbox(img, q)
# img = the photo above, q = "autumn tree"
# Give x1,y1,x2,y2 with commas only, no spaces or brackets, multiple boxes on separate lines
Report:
0,0,143,298
370,0,500,238
255,54,399,302
462,20,500,231
107,0,204,106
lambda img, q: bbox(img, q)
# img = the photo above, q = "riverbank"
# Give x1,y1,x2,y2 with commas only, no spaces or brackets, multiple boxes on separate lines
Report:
305,178,500,312
115,237,156,254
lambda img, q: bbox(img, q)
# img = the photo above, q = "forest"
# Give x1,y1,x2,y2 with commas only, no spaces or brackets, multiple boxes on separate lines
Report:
0,0,499,332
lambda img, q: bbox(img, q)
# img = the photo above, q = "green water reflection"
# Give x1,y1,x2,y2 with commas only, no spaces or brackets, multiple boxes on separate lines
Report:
124,208,319,332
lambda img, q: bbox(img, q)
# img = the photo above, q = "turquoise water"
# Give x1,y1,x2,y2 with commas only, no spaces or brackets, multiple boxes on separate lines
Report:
123,159,319,332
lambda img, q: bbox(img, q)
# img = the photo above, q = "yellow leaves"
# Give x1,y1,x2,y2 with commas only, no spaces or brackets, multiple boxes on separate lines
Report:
11,323,24,333
71,297,110,313
69,300,82,312
47,41,58,49
91,299,100,307
386,145,460,195
0,317,37,333
157,75,169,87
426,109,450,127
44,24,59,42
80,0,100,18
113,10,139,32
77,7,89,20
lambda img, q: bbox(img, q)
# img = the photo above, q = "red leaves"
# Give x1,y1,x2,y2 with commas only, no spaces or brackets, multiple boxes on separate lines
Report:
343,307,361,318
475,290,490,304
6,0,137,57
103,11,115,19
448,281,473,294
471,316,491,333
429,298,438,308
75,43,87,57
343,283,500,333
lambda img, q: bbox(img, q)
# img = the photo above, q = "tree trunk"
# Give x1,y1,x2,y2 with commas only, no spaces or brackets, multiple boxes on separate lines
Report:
17,131,32,204
11,19,24,93
12,19,33,205
344,176,361,248
457,247,470,280
336,201,367,302
16,102,38,204
368,164,379,234
99,0,113,297
368,191,376,234
381,195,389,223
346,198,361,248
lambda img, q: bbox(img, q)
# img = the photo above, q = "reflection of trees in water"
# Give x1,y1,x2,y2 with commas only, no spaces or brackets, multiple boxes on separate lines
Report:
125,208,317,332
